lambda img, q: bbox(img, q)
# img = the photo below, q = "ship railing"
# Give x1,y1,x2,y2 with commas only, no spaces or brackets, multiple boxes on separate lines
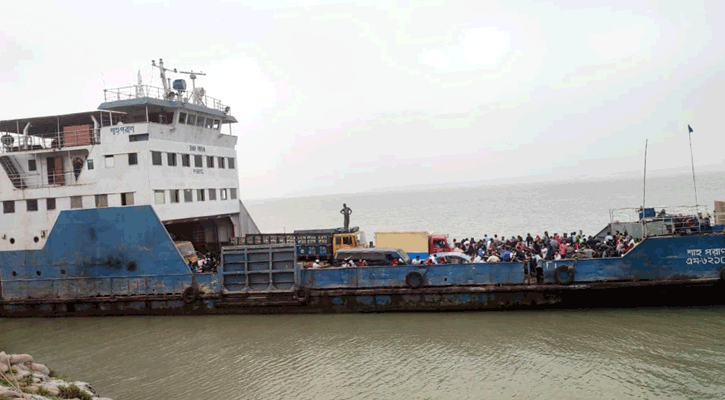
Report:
610,205,716,237
5,168,87,189
0,128,100,154
103,85,230,114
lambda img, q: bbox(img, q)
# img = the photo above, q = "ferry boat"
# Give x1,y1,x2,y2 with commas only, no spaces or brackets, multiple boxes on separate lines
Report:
1,60,724,317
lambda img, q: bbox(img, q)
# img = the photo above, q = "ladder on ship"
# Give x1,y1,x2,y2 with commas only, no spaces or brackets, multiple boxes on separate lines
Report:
0,156,26,189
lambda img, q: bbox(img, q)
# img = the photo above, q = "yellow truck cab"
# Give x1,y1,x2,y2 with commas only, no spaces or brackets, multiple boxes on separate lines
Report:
333,231,367,254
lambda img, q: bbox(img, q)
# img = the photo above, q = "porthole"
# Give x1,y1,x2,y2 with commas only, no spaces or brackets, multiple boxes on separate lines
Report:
9,238,14,244
33,236,39,243
60,269,66,275
11,271,17,277
36,270,41,276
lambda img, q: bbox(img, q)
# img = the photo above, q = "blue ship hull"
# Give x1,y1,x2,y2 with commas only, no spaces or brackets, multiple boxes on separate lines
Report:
1,207,724,317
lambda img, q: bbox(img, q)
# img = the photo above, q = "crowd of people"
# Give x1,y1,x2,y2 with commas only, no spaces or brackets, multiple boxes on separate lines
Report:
450,230,640,263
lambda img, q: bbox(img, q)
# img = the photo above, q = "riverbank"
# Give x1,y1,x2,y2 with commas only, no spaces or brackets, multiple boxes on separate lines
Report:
0,352,112,400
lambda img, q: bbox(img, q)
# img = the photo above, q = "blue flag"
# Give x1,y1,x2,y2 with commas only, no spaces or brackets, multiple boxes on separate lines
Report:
688,125,693,133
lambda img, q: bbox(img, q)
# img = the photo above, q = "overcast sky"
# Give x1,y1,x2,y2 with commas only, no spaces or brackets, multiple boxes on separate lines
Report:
2,0,722,199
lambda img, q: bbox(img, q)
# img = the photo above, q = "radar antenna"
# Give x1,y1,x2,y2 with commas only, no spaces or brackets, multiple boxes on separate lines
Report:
178,69,207,105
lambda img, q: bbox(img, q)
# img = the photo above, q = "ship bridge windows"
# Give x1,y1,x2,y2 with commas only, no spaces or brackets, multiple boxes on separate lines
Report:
129,134,149,142
182,154,190,167
208,188,216,200
213,119,221,130
194,155,203,168
128,153,138,165
230,188,237,200
220,189,228,200
197,189,205,201
168,153,177,166
152,151,162,166
196,116,205,127
46,198,56,210
170,190,180,203
28,159,37,171
184,189,193,202
187,114,197,126
218,157,225,168
148,111,174,124
228,158,235,169
4,201,15,214
206,156,214,168
205,118,213,129
178,112,187,124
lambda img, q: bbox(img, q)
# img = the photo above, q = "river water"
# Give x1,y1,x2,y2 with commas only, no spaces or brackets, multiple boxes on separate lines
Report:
2,173,725,399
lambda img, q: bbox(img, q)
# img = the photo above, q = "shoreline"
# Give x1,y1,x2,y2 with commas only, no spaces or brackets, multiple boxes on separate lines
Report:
0,351,112,400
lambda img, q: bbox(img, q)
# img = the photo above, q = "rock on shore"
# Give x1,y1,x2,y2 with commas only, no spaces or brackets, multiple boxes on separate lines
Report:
0,351,113,400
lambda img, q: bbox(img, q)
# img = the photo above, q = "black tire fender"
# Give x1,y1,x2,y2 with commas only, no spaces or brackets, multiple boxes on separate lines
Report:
720,266,725,281
296,287,310,303
182,286,198,304
405,270,425,289
554,265,575,285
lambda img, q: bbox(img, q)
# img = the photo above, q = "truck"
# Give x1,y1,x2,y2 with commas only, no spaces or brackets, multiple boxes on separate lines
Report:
233,227,367,261
374,231,451,260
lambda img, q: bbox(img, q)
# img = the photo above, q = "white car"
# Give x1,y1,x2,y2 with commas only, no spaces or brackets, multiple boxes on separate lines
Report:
433,252,471,264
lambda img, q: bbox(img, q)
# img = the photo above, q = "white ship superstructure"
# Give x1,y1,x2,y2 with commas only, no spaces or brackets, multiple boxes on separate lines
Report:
0,59,259,253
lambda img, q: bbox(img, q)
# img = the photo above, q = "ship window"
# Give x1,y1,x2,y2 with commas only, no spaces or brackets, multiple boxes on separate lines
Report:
179,112,187,124
208,188,216,200
187,114,196,125
196,116,205,127
95,194,108,208
170,189,180,203
129,134,149,142
87,159,94,170
154,190,165,204
28,159,37,171
213,119,221,130
181,154,190,167
194,155,202,167
206,156,214,168
105,155,115,168
121,192,135,206
197,189,205,201
3,201,14,214
220,189,228,200
205,118,213,129
128,153,138,166
218,157,225,169
167,152,177,167
230,188,237,200
71,196,83,209
184,189,193,202
152,151,162,166
27,199,38,212
228,158,235,169
46,198,56,210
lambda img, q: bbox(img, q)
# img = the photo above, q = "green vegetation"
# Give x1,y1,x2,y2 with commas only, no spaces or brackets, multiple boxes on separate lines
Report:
18,374,33,387
58,384,92,400
0,376,10,387
48,369,70,381
37,386,56,397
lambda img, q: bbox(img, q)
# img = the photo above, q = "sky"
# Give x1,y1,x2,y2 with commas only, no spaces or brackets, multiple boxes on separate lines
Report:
1,0,723,200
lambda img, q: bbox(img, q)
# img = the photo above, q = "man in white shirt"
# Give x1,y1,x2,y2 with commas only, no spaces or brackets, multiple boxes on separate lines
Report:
411,256,422,265
312,259,320,268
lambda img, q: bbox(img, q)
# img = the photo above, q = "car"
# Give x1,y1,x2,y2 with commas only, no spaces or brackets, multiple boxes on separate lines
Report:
432,252,471,264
